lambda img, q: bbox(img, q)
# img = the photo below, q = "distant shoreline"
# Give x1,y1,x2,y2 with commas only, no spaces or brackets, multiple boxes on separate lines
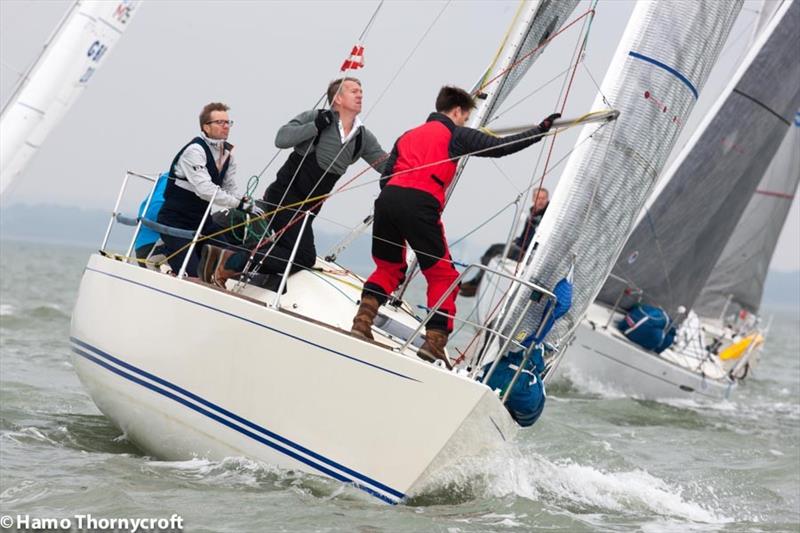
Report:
2,203,798,312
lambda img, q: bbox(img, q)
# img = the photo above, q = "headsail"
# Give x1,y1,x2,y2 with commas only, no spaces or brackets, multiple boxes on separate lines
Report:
468,0,579,129
0,0,140,196
694,113,800,318
396,0,578,295
595,0,800,321
491,0,744,355
447,0,579,194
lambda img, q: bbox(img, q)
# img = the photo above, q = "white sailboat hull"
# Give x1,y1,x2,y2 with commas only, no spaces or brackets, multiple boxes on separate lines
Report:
557,303,736,401
70,254,517,503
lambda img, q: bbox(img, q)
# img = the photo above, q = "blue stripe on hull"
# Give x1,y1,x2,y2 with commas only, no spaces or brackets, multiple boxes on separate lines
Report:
70,338,405,504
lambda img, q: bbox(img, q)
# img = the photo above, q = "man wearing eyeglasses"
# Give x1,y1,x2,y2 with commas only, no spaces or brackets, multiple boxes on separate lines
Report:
157,102,261,276
203,77,388,287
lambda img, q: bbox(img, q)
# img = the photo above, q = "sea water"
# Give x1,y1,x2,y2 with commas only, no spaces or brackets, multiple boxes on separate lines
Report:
1,240,798,532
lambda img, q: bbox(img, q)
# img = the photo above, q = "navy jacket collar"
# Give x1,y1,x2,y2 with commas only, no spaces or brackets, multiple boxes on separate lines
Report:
426,112,456,132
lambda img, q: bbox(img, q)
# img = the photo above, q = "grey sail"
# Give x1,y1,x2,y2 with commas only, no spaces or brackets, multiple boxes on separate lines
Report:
595,0,800,321
492,0,743,354
694,114,800,318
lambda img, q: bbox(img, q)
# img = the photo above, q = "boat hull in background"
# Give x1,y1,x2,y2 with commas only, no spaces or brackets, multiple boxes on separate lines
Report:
556,303,736,401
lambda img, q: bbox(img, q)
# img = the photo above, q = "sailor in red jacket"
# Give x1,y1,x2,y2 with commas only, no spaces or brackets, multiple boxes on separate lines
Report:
350,86,560,367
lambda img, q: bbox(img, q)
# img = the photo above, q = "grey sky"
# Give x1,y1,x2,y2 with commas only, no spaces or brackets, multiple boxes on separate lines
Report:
1,0,797,271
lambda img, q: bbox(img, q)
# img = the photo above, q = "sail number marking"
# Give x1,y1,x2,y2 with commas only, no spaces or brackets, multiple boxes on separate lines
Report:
113,1,136,25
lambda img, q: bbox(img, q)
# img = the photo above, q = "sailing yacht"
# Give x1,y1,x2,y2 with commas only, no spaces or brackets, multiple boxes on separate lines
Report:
0,0,139,196
557,0,799,401
69,0,742,502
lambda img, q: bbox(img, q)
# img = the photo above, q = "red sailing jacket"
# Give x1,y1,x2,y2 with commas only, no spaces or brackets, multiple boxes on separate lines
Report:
382,118,457,208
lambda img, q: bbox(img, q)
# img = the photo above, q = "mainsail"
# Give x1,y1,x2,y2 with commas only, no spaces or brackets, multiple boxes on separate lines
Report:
694,113,800,318
0,0,140,196
595,0,800,321
492,0,744,354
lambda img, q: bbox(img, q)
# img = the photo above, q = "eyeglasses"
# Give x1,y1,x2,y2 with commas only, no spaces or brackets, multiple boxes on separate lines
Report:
205,119,234,127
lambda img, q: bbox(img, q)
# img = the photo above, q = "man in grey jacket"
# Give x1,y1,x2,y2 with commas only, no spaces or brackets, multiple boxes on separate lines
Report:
206,78,387,286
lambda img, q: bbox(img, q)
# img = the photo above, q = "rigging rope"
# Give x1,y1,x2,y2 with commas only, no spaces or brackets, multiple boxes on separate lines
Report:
362,1,452,121
135,119,594,271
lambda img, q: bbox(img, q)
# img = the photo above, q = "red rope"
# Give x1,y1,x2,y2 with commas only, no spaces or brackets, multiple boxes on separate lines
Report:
474,7,597,96
513,10,595,276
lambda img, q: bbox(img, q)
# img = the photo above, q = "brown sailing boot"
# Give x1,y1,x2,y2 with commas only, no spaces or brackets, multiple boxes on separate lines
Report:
211,249,241,289
199,244,224,284
418,329,453,369
350,295,379,341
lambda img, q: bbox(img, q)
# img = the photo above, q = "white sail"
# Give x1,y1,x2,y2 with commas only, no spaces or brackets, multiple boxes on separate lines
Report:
0,0,140,196
493,0,743,356
595,0,799,320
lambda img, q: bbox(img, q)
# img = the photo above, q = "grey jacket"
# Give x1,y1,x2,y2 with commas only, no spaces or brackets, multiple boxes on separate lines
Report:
275,110,387,175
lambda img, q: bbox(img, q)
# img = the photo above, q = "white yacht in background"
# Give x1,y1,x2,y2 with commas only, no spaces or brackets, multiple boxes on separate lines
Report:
557,0,799,401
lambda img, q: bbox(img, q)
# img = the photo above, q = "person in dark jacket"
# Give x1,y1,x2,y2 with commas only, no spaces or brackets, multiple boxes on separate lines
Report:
203,77,388,287
157,102,261,277
459,187,549,296
350,86,559,367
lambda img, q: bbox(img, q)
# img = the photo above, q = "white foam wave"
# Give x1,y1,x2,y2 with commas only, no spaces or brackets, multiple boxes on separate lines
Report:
557,366,631,399
144,457,268,487
529,459,726,523
1,426,61,446
0,303,16,316
0,479,49,505
419,446,730,524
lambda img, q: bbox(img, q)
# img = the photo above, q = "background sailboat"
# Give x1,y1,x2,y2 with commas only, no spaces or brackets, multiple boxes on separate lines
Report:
0,0,139,196
559,0,800,399
694,114,799,324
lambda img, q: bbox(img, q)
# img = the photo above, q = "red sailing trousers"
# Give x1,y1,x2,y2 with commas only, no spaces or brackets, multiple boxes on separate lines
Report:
363,186,459,332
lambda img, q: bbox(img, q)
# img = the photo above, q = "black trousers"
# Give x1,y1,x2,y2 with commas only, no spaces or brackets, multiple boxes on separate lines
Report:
241,181,318,276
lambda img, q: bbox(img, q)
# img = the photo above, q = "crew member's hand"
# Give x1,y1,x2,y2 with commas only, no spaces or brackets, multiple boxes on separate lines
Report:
315,109,335,132
239,197,265,217
538,112,562,132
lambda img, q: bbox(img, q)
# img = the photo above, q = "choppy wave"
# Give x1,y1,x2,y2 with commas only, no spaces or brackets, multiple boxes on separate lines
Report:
411,445,730,525
28,303,70,320
140,456,351,501
0,302,70,323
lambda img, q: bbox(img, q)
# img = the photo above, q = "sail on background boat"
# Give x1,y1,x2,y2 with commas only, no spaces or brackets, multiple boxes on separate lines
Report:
594,0,800,322
0,0,140,196
694,112,800,319
492,0,744,355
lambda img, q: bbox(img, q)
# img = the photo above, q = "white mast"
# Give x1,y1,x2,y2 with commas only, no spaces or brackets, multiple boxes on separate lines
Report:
0,0,141,196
